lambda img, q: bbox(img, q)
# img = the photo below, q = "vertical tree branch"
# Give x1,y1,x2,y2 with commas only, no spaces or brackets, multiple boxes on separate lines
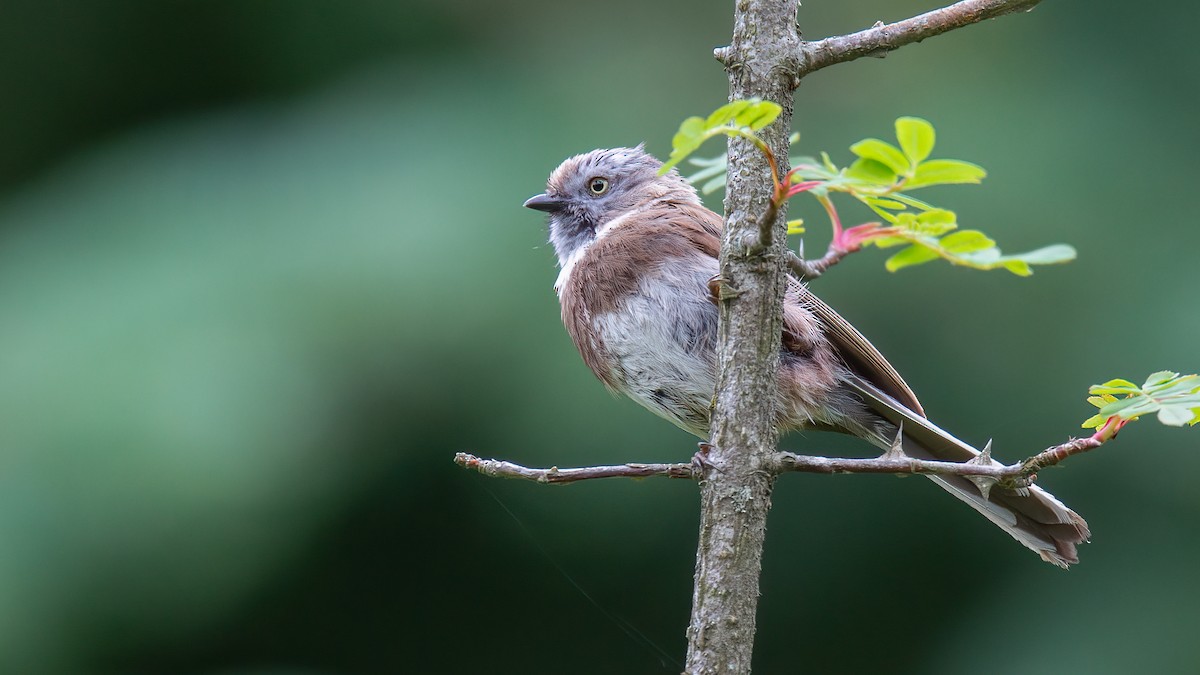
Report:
684,2,799,673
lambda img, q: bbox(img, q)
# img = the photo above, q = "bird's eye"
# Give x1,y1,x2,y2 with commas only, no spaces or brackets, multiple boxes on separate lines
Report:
588,177,609,195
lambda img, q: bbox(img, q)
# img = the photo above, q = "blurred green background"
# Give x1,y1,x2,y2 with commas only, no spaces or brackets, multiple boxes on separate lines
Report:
1,1,1196,673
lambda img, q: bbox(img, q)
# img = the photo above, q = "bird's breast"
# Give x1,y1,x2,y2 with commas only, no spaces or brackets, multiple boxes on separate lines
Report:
560,237,720,436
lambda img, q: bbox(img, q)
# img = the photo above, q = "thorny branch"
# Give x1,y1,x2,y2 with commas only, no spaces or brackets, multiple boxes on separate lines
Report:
456,434,1105,489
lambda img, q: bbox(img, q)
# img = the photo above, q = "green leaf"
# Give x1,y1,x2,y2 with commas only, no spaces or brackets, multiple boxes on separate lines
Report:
1145,375,1199,397
913,209,958,236
1081,414,1107,429
1095,378,1139,390
916,208,955,225
849,139,910,176
1002,259,1032,276
940,230,995,254
662,117,708,173
700,99,782,132
1158,405,1194,426
864,197,908,211
870,236,910,249
684,162,726,189
1144,370,1181,388
887,193,936,211
787,219,805,234
906,159,987,189
885,244,940,271
666,125,715,173
706,100,750,128
701,174,726,194
686,164,724,182
1163,393,1200,408
865,203,901,224
845,158,897,184
1099,395,1160,418
675,116,705,146
895,117,935,165
736,100,782,131
1015,244,1077,265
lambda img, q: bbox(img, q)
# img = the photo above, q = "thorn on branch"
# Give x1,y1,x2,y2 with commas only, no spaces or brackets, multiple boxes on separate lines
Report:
880,425,907,461
772,433,1106,486
964,440,1000,498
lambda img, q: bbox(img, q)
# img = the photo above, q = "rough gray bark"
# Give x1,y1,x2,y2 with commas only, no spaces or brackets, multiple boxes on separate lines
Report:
683,3,800,674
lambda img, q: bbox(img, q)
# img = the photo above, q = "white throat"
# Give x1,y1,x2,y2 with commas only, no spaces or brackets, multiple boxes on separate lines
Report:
553,210,638,295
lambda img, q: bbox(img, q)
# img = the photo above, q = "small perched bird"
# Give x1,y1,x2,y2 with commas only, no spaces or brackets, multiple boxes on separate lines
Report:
525,146,1089,567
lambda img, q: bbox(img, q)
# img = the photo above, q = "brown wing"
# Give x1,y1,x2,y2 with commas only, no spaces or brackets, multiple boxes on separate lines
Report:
669,201,723,257
794,285,925,416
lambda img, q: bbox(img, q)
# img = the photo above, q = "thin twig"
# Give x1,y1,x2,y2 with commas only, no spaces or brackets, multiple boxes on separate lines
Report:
787,189,852,279
798,0,1042,77
455,452,696,483
456,435,1105,488
787,248,849,281
1018,435,1104,475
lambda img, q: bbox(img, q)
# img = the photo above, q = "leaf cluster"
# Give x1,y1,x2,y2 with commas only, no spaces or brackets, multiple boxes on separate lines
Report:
1084,371,1200,429
797,117,1075,275
671,109,1075,275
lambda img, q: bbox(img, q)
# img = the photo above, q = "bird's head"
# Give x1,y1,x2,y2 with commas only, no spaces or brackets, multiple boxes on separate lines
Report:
524,146,699,266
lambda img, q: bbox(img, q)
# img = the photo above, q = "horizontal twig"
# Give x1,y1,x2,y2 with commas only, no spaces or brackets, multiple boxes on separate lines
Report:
456,435,1103,488
798,0,1042,76
454,452,697,483
776,435,1103,490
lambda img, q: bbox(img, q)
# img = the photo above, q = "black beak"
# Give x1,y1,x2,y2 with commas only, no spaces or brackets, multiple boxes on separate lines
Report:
523,193,565,212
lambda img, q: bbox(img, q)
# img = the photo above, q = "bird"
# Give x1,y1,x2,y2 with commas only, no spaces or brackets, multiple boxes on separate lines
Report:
524,145,1089,567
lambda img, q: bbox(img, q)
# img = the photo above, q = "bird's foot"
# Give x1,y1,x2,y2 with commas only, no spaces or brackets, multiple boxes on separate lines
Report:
692,442,716,476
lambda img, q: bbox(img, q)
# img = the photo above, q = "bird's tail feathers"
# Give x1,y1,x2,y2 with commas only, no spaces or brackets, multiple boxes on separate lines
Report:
845,375,1090,568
